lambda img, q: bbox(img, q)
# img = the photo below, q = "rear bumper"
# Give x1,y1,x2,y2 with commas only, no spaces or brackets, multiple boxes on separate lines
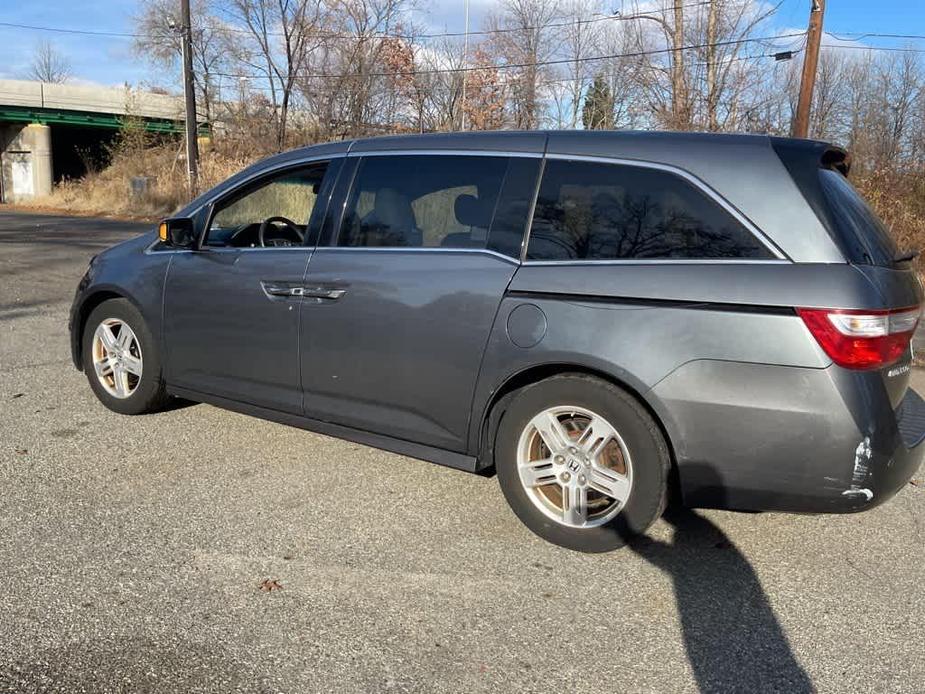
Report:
651,360,925,514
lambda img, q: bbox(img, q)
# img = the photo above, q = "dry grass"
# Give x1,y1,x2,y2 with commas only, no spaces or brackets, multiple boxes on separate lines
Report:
28,141,259,221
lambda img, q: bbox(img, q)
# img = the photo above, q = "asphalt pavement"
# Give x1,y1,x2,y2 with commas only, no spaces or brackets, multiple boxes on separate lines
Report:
0,208,923,694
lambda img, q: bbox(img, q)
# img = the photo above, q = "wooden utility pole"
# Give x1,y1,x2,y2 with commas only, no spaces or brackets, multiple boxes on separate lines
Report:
705,0,718,131
791,0,826,138
180,0,199,193
671,0,687,129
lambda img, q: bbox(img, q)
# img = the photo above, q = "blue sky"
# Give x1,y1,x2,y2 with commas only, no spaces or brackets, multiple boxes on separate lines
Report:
0,0,923,88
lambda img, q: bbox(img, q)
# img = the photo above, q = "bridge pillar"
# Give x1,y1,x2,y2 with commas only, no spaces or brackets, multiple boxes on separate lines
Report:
0,122,52,202
25,124,52,197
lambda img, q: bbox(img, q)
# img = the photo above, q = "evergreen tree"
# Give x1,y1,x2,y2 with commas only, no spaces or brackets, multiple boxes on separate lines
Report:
582,74,615,130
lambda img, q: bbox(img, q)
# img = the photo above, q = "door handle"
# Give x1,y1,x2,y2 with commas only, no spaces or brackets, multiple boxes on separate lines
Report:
261,282,302,298
261,282,347,301
302,287,346,300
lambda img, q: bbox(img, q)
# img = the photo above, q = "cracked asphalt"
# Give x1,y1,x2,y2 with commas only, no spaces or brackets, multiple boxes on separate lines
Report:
1,208,923,694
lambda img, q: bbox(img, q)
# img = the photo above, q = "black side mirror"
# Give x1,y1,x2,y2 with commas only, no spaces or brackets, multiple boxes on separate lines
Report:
158,217,196,248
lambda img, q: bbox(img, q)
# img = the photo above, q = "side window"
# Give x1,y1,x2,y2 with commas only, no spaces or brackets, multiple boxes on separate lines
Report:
526,160,773,261
207,163,328,248
338,155,508,250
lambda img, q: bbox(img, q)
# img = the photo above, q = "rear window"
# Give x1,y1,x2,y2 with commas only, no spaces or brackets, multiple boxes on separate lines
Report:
818,169,899,266
526,159,772,261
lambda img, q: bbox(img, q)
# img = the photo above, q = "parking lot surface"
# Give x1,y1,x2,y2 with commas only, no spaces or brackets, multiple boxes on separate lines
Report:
1,209,923,693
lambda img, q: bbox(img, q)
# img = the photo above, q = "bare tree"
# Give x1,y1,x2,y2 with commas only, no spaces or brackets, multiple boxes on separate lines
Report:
133,0,229,124
485,0,562,129
463,47,507,130
560,0,604,128
298,0,413,139
222,0,331,149
28,41,71,83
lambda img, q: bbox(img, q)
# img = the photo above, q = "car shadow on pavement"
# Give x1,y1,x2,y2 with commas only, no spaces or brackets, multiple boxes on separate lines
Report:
629,487,814,693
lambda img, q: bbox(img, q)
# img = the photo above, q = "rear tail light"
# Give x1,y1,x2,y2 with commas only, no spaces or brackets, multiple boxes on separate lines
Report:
797,306,921,370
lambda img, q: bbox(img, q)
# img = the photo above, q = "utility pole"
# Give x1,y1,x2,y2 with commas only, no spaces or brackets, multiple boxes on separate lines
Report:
792,0,826,138
180,0,199,194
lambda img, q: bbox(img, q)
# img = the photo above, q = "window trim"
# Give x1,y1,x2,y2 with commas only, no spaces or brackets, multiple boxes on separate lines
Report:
330,151,527,255
148,149,787,264
308,245,522,265
521,153,788,264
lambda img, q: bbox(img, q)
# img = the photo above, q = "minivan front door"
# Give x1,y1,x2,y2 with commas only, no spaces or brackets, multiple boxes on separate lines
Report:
164,160,336,413
300,154,540,451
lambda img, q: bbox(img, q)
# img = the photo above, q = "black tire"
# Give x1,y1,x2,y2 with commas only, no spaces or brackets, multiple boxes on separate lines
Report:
81,298,170,415
495,374,670,553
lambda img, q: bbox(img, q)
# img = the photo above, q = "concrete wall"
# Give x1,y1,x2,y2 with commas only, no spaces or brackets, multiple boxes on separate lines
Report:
0,79,184,121
1,123,53,202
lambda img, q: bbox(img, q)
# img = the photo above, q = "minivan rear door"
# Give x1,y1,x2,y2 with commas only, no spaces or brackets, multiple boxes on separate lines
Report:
299,152,541,452
817,165,922,406
774,139,924,406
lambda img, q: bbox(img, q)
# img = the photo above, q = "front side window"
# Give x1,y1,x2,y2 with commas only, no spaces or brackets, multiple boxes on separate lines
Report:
338,155,508,250
526,160,773,261
206,163,328,248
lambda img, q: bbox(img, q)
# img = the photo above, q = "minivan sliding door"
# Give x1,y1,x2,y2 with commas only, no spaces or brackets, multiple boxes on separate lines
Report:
299,154,540,452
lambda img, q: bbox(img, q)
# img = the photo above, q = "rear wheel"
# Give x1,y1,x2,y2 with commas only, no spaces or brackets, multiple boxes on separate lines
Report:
82,298,169,415
495,374,670,552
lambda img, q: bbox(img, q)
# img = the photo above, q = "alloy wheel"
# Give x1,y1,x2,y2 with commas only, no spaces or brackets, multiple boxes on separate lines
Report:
91,318,143,399
516,405,633,529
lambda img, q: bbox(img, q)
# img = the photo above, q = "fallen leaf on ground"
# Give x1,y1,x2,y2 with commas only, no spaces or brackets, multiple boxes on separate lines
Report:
910,479,923,487
259,579,283,592
11,393,24,399
15,448,27,455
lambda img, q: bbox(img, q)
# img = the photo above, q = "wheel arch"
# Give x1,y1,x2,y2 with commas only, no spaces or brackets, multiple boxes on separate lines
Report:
475,362,679,487
71,287,146,370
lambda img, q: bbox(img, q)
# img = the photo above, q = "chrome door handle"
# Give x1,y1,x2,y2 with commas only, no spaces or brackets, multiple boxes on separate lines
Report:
302,287,346,300
261,282,302,298
262,282,347,301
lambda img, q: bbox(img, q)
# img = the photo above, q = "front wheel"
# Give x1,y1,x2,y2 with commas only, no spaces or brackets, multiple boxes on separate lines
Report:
81,298,169,415
495,374,670,553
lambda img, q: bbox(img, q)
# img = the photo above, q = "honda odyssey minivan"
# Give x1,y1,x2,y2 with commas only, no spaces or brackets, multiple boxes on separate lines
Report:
70,131,925,552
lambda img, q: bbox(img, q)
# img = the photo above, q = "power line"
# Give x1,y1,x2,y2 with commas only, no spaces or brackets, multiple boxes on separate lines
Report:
3,15,924,52
536,47,798,87
213,31,807,82
0,1,713,44
0,21,136,38
825,31,925,42
821,43,925,54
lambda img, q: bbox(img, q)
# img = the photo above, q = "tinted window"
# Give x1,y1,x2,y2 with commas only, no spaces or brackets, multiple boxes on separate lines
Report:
488,157,542,258
339,155,507,250
207,163,328,248
526,160,772,261
819,169,899,266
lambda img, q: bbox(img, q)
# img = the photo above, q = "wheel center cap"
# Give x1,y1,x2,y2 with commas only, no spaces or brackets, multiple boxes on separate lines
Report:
566,458,582,474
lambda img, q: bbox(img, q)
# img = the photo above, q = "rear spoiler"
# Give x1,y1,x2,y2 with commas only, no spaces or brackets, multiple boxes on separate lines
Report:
821,147,850,176
770,136,850,176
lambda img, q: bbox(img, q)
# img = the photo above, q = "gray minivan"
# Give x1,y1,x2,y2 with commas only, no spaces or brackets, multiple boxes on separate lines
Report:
70,131,925,552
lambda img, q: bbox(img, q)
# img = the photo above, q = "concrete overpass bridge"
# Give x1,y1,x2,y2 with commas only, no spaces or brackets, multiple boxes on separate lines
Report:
0,79,189,202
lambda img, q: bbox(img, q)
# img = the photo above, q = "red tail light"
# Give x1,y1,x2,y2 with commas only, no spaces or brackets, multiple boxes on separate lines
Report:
797,306,921,370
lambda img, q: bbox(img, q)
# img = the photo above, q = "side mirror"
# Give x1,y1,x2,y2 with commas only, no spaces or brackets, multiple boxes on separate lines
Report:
158,217,196,248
